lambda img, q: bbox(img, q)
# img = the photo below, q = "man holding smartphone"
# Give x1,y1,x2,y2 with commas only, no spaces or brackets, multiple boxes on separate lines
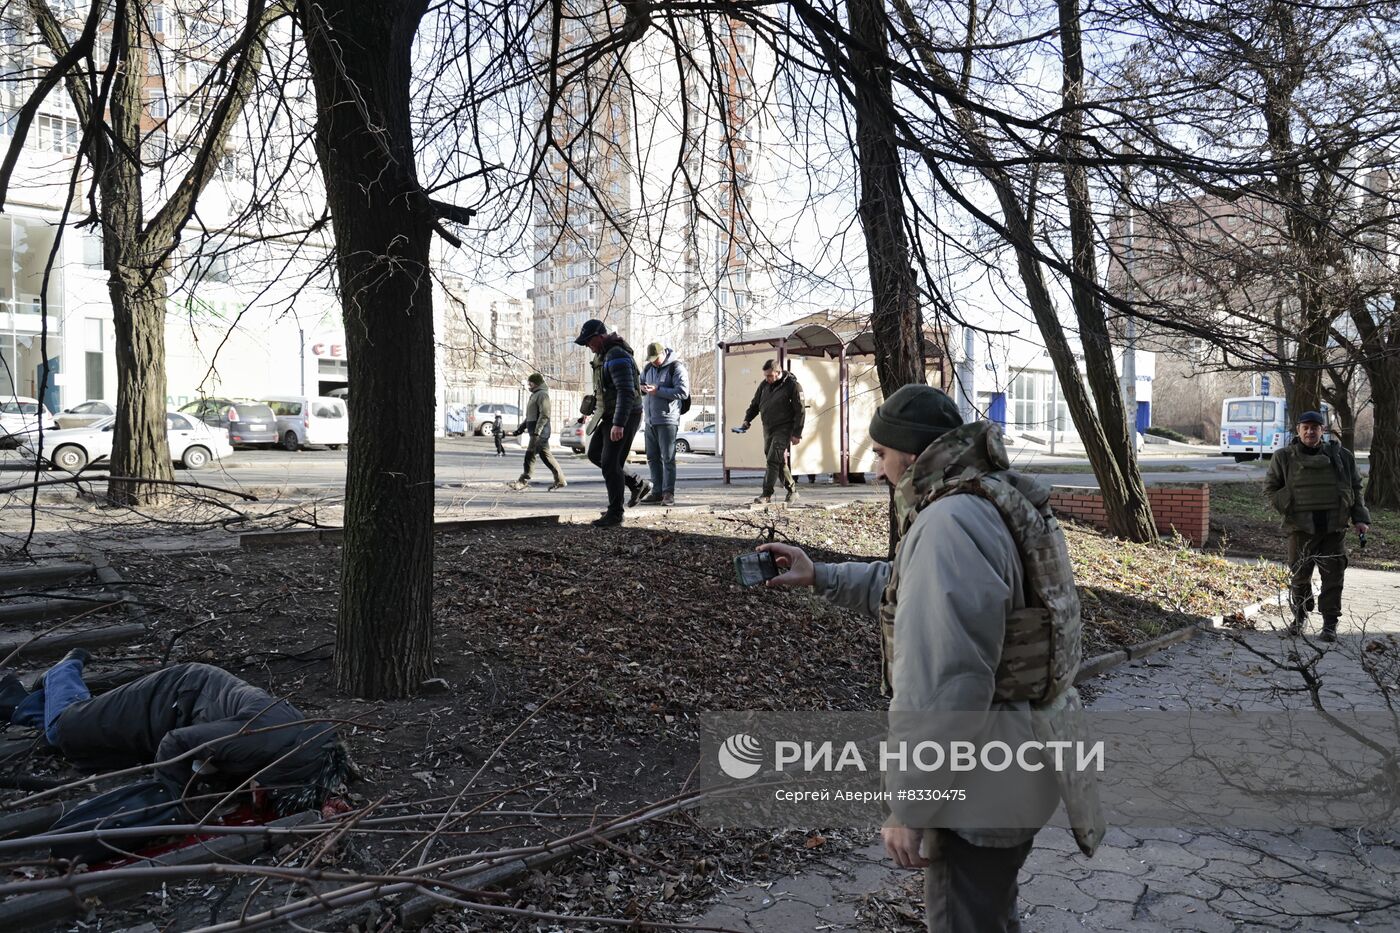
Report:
640,341,690,506
759,385,1103,932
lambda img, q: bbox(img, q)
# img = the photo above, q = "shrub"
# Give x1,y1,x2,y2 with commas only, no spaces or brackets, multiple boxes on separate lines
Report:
1146,426,1195,444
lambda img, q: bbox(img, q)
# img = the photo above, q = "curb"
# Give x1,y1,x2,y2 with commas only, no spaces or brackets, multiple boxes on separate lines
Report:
1076,585,1291,683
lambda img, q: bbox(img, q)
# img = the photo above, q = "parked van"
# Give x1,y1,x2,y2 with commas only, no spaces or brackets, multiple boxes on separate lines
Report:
262,396,349,451
1219,396,1291,462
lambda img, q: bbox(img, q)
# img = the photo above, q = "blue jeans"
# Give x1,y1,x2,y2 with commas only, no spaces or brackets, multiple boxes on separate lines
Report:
645,423,678,496
10,656,91,745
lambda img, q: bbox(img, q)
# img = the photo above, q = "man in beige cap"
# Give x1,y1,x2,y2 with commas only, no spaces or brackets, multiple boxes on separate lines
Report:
640,342,690,505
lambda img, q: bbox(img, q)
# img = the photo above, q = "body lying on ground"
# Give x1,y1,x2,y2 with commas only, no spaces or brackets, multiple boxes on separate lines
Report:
0,656,348,863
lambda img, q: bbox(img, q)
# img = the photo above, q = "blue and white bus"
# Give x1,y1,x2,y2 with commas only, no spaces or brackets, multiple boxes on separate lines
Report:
1219,396,1291,462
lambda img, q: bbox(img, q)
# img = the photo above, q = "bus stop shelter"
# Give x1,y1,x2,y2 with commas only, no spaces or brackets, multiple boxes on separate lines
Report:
719,324,944,485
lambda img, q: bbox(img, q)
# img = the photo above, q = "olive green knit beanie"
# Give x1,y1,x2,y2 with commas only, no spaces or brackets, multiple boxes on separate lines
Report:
868,385,964,454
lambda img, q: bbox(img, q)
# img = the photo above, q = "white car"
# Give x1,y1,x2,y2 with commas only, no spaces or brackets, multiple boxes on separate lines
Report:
22,412,233,472
0,396,57,448
676,423,717,454
54,400,115,430
262,395,349,450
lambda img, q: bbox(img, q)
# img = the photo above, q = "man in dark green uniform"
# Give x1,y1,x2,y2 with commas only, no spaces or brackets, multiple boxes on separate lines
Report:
1264,411,1371,641
509,373,566,491
741,359,805,504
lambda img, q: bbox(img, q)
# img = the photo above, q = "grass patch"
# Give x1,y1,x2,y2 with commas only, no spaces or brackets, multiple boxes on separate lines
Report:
1064,520,1285,655
1209,481,1400,571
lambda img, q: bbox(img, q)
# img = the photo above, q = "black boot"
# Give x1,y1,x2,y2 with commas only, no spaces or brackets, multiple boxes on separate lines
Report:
1321,617,1339,643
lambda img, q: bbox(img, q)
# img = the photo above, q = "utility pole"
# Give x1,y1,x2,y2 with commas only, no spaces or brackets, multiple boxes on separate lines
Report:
1119,204,1138,425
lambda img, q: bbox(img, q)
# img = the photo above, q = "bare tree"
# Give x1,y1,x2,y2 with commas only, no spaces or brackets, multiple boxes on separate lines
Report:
0,0,282,505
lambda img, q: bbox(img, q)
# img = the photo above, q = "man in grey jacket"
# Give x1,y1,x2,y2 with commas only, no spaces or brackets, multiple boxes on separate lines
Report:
761,385,1096,932
640,342,689,505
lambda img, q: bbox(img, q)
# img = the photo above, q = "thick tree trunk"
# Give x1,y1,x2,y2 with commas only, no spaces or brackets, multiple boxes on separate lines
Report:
1055,0,1155,540
848,0,924,396
1363,356,1400,509
301,0,435,699
107,269,175,503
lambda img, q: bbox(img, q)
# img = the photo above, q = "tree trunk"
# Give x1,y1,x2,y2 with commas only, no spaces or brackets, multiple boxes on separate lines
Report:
1319,366,1355,453
1055,0,1155,539
848,0,924,396
1366,360,1400,509
301,0,435,698
107,269,175,503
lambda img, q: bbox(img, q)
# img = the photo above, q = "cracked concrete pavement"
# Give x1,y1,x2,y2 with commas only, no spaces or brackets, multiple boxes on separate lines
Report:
687,567,1400,931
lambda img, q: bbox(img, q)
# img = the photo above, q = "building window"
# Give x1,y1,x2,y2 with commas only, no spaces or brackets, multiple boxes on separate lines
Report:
83,231,102,267
85,317,103,400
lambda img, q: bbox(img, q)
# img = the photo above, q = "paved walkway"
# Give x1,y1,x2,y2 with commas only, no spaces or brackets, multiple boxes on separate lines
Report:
688,568,1400,931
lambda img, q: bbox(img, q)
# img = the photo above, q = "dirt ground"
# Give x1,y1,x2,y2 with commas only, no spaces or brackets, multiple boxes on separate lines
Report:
0,502,1285,931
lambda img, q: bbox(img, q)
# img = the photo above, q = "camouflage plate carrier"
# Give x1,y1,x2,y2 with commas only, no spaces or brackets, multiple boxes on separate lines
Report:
879,420,1105,856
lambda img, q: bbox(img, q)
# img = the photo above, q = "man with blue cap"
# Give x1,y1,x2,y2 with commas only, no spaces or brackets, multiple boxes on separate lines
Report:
1264,410,1370,641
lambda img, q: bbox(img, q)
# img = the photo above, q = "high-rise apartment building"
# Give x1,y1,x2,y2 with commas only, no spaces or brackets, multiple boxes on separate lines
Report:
529,6,764,390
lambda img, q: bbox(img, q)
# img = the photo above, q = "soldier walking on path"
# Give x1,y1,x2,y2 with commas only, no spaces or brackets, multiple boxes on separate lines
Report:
508,373,566,491
576,318,650,526
740,359,805,504
759,385,1103,932
1265,410,1371,642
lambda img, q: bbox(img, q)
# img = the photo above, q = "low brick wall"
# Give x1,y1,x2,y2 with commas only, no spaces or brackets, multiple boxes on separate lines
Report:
1049,484,1210,544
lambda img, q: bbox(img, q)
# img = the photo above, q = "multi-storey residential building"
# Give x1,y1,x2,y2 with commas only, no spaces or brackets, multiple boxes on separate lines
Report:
529,6,766,390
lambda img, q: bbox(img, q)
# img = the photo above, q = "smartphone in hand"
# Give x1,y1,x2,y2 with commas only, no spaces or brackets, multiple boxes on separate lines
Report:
734,550,780,587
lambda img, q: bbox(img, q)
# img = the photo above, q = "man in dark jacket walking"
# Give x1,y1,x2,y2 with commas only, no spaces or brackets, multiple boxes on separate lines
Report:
509,373,567,491
640,341,689,505
576,318,650,526
1264,410,1371,641
742,359,805,504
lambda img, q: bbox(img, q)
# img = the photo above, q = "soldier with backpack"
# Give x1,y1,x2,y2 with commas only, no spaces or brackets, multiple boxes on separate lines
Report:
759,385,1103,933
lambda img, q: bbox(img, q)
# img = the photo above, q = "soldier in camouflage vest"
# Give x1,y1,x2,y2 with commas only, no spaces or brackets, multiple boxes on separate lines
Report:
1264,410,1370,641
760,385,1104,933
